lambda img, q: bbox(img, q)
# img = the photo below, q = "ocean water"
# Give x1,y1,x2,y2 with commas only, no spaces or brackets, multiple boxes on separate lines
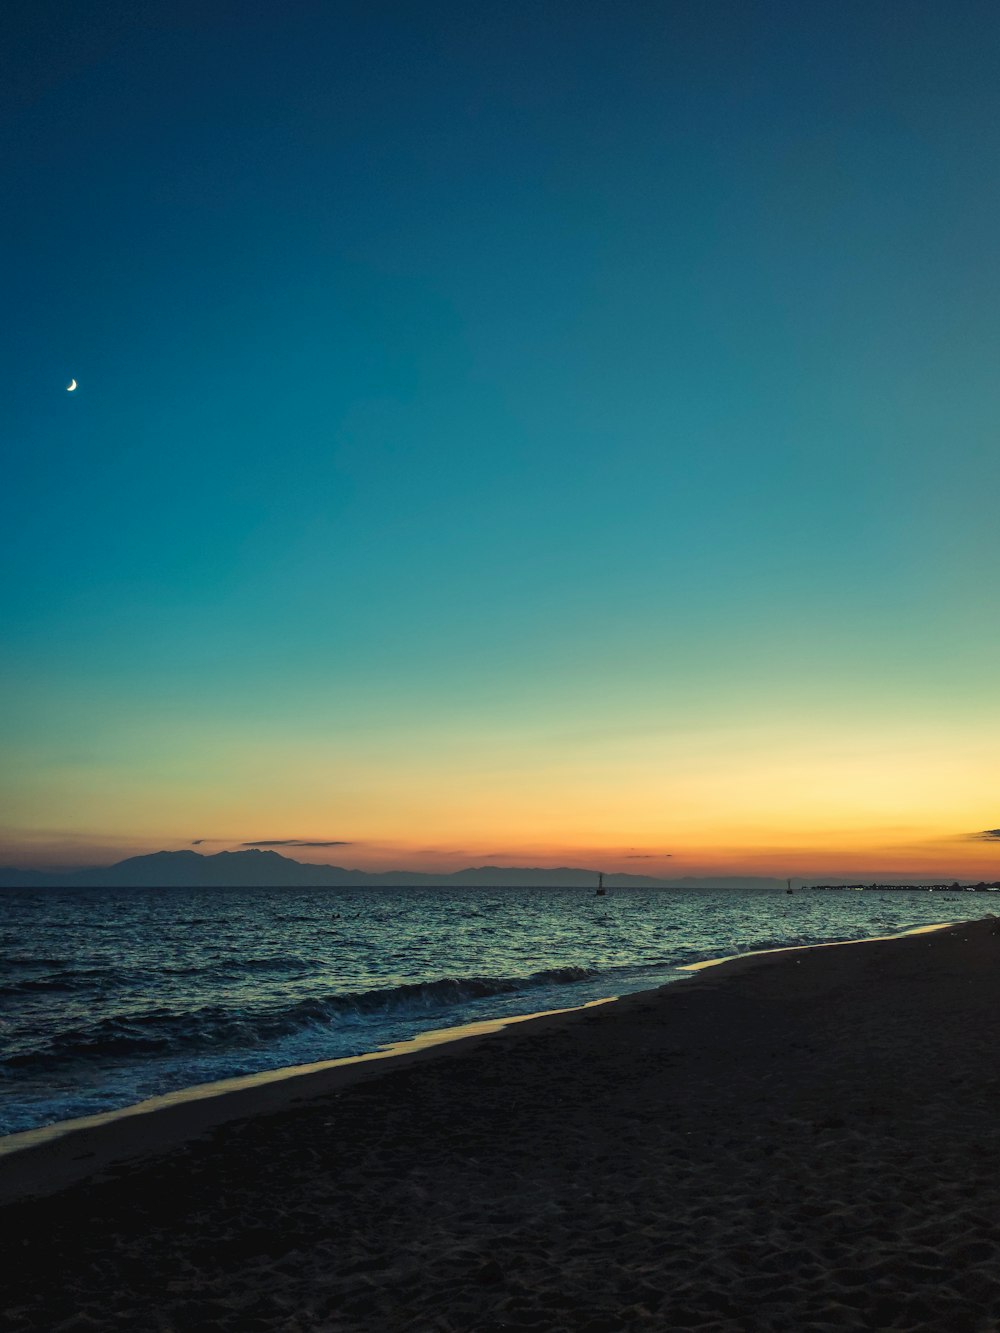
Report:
0,884,986,1136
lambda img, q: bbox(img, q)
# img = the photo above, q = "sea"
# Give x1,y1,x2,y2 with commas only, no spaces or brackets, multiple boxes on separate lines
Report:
0,884,987,1138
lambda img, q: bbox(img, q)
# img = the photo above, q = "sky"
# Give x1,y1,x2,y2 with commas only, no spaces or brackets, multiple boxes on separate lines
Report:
2,0,998,878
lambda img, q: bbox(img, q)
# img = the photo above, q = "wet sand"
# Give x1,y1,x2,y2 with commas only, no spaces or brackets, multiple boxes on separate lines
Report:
3,917,1000,1331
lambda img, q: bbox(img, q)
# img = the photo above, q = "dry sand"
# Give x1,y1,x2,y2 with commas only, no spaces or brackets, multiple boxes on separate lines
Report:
3,917,1000,1332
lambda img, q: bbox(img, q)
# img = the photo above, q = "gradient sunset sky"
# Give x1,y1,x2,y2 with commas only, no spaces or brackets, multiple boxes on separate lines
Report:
3,1,998,878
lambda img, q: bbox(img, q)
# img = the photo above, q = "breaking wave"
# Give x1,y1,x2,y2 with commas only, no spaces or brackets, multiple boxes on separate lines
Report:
1,965,598,1073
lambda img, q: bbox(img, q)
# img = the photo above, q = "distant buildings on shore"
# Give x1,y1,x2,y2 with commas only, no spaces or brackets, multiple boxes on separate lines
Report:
810,882,1000,892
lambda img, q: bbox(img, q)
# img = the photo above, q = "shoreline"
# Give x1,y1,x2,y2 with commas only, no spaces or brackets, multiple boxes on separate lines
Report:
0,998,619,1206
0,919,952,1207
5,914,1000,1330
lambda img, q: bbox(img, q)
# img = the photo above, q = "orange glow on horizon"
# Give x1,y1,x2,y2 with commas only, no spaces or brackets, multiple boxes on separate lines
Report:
3,826,998,880
3,704,997,878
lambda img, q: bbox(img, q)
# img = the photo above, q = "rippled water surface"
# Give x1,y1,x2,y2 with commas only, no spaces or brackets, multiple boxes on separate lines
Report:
0,884,984,1134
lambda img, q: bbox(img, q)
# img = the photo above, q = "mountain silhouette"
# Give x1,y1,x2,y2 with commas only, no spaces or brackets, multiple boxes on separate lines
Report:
0,848,784,890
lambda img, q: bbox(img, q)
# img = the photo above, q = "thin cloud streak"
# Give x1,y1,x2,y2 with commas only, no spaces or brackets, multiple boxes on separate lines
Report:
241,839,354,848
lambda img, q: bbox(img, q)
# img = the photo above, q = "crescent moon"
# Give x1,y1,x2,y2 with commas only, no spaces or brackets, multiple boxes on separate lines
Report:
67,379,77,391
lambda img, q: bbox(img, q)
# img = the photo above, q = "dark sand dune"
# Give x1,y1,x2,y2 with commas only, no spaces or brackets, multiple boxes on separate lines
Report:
3,918,1000,1331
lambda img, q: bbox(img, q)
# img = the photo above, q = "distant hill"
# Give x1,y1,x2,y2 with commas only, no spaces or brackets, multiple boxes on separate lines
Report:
0,848,787,890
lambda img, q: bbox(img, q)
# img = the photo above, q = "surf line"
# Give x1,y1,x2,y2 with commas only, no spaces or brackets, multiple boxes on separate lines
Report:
0,996,617,1164
679,920,952,974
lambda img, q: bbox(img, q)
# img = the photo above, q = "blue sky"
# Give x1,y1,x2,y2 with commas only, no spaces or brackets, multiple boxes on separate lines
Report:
2,1,999,872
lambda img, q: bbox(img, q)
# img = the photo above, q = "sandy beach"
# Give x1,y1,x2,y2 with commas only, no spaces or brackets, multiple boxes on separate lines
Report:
4,916,1000,1332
